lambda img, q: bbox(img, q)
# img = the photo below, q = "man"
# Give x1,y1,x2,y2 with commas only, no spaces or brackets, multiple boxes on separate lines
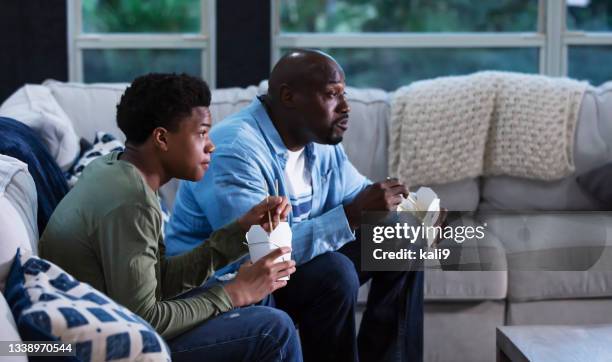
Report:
39,73,302,362
166,51,422,361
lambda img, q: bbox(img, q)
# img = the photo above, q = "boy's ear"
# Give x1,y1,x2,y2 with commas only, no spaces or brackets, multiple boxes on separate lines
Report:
152,127,169,151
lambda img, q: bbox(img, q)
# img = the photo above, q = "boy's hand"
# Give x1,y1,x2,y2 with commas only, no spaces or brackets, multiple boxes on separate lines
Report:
224,247,296,306
238,196,291,232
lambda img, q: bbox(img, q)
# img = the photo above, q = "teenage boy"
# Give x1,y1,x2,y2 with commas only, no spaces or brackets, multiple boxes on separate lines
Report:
39,73,302,362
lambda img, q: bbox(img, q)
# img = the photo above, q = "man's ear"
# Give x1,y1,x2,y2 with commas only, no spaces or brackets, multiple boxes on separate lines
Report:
279,84,295,108
152,127,169,151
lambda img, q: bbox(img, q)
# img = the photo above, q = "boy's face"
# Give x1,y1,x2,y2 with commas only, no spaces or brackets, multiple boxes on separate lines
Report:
164,106,214,181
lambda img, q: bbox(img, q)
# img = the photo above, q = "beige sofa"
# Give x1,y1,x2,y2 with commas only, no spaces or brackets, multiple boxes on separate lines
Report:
3,79,612,362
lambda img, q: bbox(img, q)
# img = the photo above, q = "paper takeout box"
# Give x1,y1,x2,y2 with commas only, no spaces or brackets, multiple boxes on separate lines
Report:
246,222,292,280
397,187,441,247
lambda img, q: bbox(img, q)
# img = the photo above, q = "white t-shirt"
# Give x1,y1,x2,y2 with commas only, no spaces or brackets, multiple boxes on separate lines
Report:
284,148,313,223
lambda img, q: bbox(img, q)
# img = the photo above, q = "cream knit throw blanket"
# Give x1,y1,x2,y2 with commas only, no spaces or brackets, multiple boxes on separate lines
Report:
389,71,588,186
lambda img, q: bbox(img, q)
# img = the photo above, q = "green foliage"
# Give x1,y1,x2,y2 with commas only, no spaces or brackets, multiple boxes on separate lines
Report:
81,0,202,83
82,0,200,33
281,0,538,33
568,0,612,31
318,47,538,90
79,0,612,87
83,49,201,83
279,0,543,89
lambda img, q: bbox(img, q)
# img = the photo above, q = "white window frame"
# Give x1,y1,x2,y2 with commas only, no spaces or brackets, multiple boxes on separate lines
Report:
67,0,216,87
272,0,612,82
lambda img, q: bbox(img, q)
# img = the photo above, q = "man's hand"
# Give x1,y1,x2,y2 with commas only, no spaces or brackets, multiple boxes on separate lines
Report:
343,179,409,228
238,196,291,232
223,247,296,307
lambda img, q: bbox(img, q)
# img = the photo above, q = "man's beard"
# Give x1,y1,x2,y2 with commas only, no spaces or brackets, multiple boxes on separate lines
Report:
327,118,347,145
301,127,343,145
327,134,343,145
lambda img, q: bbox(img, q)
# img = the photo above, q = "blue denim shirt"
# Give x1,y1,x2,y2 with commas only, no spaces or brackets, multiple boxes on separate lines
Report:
165,98,370,267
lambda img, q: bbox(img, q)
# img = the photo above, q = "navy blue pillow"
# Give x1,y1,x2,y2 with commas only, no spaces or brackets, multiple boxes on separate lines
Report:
577,163,612,209
0,117,69,234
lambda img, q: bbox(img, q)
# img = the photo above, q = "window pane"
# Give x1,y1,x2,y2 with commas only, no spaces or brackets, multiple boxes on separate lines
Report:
280,48,538,90
82,0,200,33
281,0,538,33
567,0,612,31
83,49,202,83
568,46,612,86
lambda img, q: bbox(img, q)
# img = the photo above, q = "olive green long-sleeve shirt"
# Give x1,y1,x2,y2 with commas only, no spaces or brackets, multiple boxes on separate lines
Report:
39,152,248,339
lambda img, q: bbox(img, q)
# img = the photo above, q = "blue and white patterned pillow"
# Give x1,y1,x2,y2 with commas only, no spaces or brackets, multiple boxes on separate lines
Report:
4,249,170,362
68,132,124,187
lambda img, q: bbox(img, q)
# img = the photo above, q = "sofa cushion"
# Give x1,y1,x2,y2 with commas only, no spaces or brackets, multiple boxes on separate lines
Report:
425,271,507,301
481,212,612,301
0,155,38,250
0,198,33,293
508,270,612,302
2,175,38,251
0,155,37,292
4,249,170,362
482,212,610,265
481,84,612,211
480,175,602,211
425,213,507,300
45,80,261,142
0,294,27,362
428,178,480,212
209,85,260,126
44,80,128,143
0,85,80,170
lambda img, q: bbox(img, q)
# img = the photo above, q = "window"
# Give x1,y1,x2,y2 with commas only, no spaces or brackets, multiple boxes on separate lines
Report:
279,1,539,32
273,0,612,89
68,0,215,86
566,0,612,85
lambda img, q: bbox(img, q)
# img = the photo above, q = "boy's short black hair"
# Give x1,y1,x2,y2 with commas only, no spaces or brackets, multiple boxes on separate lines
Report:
117,73,211,144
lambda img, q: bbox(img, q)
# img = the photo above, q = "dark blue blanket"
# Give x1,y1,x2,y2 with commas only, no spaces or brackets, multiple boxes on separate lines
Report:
0,117,69,234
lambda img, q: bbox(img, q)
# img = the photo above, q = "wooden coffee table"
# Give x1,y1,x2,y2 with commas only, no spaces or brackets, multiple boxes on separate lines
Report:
497,325,612,362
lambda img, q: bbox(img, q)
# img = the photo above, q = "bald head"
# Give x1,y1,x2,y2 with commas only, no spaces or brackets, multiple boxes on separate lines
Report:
261,49,350,149
267,49,344,101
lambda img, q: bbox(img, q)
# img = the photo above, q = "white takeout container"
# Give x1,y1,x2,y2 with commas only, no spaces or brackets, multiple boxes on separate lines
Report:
397,187,441,247
246,222,292,280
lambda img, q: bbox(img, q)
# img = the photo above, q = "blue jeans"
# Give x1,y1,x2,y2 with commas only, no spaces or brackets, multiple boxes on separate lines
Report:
167,290,302,362
271,237,423,362
169,236,422,362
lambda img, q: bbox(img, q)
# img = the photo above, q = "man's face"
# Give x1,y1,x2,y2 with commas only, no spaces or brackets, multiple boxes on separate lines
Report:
290,62,350,145
164,106,214,181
